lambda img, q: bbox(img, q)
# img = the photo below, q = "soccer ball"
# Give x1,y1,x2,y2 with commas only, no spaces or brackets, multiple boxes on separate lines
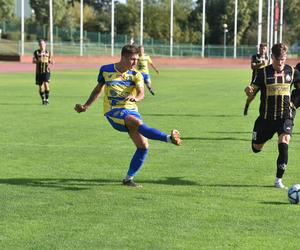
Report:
287,184,300,204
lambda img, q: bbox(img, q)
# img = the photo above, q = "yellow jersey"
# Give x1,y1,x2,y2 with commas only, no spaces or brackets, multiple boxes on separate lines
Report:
97,63,144,114
137,54,152,74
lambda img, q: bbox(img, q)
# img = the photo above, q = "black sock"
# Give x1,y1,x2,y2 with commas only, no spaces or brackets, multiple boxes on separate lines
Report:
45,90,49,100
39,91,45,100
276,143,288,178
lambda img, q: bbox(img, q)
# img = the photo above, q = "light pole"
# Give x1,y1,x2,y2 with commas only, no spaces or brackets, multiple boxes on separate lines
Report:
223,23,228,58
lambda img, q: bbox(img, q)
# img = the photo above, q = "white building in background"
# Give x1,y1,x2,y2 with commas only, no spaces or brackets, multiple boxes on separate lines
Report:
14,0,32,18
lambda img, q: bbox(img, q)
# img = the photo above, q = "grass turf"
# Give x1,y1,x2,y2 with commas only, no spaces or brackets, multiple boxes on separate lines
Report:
1,68,300,249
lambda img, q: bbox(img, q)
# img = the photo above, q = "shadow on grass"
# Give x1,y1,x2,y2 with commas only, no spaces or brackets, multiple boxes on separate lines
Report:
259,201,289,205
0,178,117,191
143,113,240,118
141,177,199,186
0,103,41,106
199,183,273,188
182,136,249,141
0,176,199,190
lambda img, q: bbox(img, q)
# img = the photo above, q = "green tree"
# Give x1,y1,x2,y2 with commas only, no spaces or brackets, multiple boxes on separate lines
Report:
115,1,139,37
30,0,68,25
0,0,14,20
283,0,300,45
223,0,256,45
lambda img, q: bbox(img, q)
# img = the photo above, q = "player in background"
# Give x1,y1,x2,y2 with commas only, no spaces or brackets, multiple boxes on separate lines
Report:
244,43,300,188
244,43,269,115
74,44,182,188
32,39,53,105
137,45,159,96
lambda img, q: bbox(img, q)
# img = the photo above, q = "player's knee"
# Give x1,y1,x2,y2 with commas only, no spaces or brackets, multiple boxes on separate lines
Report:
139,142,149,150
252,144,261,153
125,115,142,130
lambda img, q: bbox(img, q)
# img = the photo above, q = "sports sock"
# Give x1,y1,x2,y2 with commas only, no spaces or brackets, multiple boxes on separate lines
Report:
45,90,49,100
276,143,288,178
126,148,148,177
138,124,168,142
145,82,152,90
39,91,45,100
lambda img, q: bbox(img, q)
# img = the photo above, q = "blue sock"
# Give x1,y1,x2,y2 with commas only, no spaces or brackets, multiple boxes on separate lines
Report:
127,148,148,177
138,124,168,142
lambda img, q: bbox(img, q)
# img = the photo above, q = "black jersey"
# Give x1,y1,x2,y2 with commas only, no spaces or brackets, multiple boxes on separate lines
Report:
33,49,51,74
252,64,300,120
251,53,269,70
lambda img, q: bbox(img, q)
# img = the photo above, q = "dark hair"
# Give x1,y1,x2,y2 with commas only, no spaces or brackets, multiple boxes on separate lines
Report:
272,43,288,58
121,44,139,57
38,39,45,44
260,43,267,47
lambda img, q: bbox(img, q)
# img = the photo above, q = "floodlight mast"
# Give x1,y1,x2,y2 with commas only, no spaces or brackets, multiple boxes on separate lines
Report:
269,0,274,57
257,0,263,49
111,0,114,56
80,0,83,56
279,0,284,43
21,0,25,56
170,0,174,57
223,23,228,58
49,0,53,56
201,0,206,58
140,0,143,45
233,0,238,58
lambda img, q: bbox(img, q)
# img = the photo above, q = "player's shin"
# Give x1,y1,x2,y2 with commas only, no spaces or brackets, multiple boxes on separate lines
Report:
125,148,148,179
39,91,45,100
45,90,49,100
276,143,288,178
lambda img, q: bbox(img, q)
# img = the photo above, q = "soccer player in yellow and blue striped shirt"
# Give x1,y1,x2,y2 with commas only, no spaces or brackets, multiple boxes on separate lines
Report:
137,45,159,96
74,44,182,188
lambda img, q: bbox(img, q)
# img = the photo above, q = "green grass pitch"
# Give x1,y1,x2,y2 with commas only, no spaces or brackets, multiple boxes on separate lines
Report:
1,67,300,249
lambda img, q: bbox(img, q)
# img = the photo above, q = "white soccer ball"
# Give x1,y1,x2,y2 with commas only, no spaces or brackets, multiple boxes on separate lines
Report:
287,184,300,204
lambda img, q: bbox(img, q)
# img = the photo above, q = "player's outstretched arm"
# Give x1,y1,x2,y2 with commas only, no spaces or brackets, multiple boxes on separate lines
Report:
150,63,159,74
74,83,104,113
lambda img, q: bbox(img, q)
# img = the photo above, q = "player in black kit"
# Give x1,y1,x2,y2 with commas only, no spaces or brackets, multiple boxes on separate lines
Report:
244,43,300,188
32,39,53,105
244,43,269,115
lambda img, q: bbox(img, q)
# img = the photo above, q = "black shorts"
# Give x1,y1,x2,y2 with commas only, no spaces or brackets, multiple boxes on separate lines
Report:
252,117,294,144
35,72,50,85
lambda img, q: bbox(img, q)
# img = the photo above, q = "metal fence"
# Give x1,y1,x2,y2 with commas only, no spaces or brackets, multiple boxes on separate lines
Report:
0,40,262,58
1,20,300,58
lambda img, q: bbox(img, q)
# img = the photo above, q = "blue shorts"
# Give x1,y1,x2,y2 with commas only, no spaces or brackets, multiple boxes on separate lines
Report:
105,108,142,132
141,73,151,84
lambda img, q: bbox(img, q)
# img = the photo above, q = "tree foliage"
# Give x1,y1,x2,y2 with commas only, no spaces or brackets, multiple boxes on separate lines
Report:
2,0,300,45
30,0,68,25
0,0,14,20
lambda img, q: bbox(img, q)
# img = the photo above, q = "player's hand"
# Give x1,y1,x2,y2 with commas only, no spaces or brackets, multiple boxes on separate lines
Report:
156,69,160,75
244,85,255,97
74,104,87,113
126,95,138,102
